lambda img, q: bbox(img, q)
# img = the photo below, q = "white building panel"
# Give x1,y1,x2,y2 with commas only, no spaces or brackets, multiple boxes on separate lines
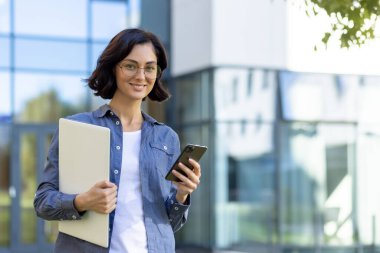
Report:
172,0,380,76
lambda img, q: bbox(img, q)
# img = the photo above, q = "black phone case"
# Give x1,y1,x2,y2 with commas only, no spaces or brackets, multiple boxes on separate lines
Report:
165,144,208,182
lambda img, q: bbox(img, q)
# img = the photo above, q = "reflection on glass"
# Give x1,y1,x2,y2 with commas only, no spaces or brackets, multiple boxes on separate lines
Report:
357,124,380,245
0,124,11,246
0,38,10,67
176,125,211,246
15,0,86,38
176,73,201,124
280,72,358,122
215,122,275,248
14,73,88,123
91,1,127,40
0,0,10,33
175,71,210,124
280,123,355,246
359,76,380,123
214,68,276,121
0,72,11,121
280,123,318,245
15,39,87,71
20,133,37,244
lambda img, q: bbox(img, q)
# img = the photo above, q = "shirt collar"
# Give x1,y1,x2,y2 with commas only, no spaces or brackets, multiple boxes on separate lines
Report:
94,104,162,125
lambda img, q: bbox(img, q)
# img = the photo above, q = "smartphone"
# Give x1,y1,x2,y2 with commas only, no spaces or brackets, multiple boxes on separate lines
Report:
165,144,208,182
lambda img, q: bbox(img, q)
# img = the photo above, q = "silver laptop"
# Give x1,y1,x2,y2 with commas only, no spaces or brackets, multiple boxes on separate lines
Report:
58,118,110,248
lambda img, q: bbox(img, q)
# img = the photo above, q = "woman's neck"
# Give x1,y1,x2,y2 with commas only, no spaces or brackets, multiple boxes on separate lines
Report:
109,97,144,132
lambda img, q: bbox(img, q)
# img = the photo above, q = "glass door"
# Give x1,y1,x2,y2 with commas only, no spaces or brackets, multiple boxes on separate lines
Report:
10,124,56,253
0,124,11,253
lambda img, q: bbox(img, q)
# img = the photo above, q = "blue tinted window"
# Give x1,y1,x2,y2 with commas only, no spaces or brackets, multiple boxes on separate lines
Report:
91,42,108,70
127,0,141,28
15,39,87,71
15,0,87,38
0,0,10,33
0,72,11,121
0,37,10,67
91,1,127,40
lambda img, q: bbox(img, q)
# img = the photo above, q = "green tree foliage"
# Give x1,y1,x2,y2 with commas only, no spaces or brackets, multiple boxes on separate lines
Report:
305,0,380,48
19,88,86,123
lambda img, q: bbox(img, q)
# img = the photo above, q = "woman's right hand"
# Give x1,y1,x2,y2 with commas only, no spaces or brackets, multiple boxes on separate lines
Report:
74,180,117,214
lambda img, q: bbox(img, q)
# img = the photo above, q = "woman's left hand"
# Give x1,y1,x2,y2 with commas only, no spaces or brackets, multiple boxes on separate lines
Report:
172,158,201,204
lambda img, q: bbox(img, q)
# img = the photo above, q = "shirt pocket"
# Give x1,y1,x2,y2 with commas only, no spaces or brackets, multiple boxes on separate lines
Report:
149,142,175,177
149,142,175,197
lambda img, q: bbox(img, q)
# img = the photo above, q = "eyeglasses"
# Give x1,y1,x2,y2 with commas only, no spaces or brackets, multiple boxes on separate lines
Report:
118,61,161,80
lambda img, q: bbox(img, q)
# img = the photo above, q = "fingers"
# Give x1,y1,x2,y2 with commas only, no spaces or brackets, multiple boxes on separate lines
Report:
188,159,201,177
173,169,199,189
175,160,201,184
99,192,117,214
172,160,202,196
172,172,198,192
96,180,117,189
83,180,118,214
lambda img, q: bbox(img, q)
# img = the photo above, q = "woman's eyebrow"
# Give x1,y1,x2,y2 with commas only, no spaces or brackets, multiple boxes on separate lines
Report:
122,59,157,65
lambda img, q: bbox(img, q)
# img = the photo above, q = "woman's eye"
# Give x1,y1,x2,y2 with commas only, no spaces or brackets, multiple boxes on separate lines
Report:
145,66,156,72
124,64,136,70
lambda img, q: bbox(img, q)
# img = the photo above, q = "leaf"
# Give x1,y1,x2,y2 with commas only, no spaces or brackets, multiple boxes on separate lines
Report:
303,0,380,48
322,32,331,44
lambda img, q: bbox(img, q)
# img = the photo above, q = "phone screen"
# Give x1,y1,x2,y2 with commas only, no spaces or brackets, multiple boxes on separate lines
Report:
165,144,207,182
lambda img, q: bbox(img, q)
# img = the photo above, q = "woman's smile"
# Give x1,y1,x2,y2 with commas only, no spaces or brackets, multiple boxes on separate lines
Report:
129,82,148,91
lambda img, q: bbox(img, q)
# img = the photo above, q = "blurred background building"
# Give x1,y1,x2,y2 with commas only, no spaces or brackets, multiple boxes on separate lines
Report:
1,0,380,253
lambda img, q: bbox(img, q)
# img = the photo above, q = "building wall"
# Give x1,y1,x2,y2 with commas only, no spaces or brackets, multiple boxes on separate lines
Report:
171,0,213,75
171,0,380,76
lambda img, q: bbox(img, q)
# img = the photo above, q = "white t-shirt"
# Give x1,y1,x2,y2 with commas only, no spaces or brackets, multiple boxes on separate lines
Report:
109,130,148,253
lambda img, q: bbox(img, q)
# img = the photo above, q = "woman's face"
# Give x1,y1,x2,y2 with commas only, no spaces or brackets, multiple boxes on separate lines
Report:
114,42,158,102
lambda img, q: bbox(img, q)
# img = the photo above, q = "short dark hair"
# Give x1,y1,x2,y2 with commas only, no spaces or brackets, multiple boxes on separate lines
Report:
86,28,170,101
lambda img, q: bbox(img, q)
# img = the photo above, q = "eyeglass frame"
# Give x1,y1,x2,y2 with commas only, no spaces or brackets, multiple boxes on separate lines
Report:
117,61,161,80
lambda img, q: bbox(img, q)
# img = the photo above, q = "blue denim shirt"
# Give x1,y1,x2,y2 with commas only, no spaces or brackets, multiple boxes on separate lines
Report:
34,104,190,253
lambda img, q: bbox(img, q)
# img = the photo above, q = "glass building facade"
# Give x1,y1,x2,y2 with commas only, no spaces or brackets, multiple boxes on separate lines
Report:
171,68,380,253
2,0,380,253
0,0,131,252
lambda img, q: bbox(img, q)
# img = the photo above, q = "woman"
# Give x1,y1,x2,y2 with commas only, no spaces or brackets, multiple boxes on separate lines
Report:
34,28,201,253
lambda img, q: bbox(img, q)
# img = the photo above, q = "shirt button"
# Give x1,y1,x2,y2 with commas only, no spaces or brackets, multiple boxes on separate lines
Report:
72,215,77,220
116,146,120,150
116,121,120,125
114,170,119,175
174,207,179,211
163,145,167,150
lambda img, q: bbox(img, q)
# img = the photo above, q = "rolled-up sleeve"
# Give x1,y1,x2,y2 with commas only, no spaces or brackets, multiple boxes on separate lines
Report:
164,132,191,232
166,192,190,232
34,128,84,221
